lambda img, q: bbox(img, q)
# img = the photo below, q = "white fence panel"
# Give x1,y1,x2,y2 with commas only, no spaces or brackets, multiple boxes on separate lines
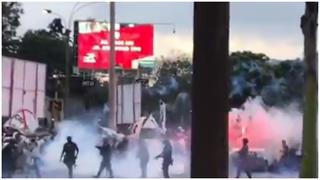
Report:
2,58,12,117
2,57,12,88
24,61,37,91
23,91,35,113
117,86,123,123
117,83,142,124
13,60,24,89
123,84,133,124
36,91,46,118
2,89,10,116
37,64,46,91
2,57,46,119
134,83,141,121
11,89,23,115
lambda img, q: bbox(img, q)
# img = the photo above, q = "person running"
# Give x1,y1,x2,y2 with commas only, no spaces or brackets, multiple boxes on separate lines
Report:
155,139,173,178
60,136,79,178
94,138,113,178
236,138,252,178
25,138,41,178
137,139,149,178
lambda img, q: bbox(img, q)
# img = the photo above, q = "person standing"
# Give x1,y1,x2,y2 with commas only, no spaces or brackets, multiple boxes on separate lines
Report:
137,139,149,178
236,138,252,178
280,140,290,166
60,136,79,178
25,138,41,178
155,139,173,178
2,140,18,178
94,138,114,178
159,100,167,134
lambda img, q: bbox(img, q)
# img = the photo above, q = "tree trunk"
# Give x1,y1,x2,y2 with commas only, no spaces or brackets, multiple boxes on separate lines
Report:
191,2,230,178
300,2,318,178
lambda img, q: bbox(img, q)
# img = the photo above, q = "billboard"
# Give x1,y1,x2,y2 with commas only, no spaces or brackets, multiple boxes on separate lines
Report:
75,21,154,70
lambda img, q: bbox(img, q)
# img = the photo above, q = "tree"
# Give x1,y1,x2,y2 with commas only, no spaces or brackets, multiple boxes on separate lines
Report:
48,18,65,37
17,29,70,74
230,51,270,62
192,2,229,177
299,2,318,178
2,2,24,55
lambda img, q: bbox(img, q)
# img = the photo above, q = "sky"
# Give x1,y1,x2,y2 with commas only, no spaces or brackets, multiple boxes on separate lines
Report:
17,2,305,60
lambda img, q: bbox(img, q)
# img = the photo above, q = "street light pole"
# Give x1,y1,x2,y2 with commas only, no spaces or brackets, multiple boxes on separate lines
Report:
108,1,117,130
64,30,70,118
43,2,105,118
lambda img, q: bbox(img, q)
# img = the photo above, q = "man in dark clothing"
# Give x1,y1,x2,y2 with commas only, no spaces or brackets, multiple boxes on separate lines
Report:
60,136,79,178
94,138,113,178
137,139,149,178
155,139,173,178
236,138,252,178
280,140,290,167
2,140,18,178
281,140,289,159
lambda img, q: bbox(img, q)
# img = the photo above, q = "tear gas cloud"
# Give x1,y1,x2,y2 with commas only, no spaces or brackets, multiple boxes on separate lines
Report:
40,110,188,178
229,96,303,161
40,96,301,177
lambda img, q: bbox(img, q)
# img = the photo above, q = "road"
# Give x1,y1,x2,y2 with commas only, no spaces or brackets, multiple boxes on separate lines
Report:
12,167,299,178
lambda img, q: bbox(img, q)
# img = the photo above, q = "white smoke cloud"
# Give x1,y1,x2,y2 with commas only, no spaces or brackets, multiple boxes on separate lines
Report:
40,117,189,177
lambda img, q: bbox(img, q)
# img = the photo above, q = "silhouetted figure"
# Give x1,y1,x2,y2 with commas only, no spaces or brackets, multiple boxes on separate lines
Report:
280,140,290,167
280,140,289,159
60,136,79,178
159,100,167,133
155,139,173,178
94,138,113,178
236,138,252,178
25,138,41,178
137,139,150,178
117,136,129,154
2,140,18,178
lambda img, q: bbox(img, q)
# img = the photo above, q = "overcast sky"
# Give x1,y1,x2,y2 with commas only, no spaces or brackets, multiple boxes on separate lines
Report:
17,2,304,60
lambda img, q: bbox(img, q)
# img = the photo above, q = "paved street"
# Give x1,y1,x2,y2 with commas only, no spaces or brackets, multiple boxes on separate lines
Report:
12,166,299,178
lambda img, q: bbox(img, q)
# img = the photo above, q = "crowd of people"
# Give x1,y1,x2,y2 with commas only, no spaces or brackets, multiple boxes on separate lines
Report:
2,125,177,178
234,137,300,178
57,135,175,178
2,127,50,178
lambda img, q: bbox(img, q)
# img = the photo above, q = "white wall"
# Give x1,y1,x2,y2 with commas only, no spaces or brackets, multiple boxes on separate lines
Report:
2,57,46,119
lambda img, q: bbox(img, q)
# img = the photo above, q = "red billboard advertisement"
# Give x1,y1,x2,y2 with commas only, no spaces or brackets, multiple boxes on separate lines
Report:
77,22,154,70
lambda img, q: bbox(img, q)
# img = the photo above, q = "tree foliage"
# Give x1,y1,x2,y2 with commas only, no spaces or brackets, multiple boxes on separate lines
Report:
231,51,270,62
2,2,24,55
48,18,65,38
151,51,304,110
16,29,70,74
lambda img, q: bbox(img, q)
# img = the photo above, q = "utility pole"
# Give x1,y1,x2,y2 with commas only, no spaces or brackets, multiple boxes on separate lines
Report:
64,29,70,118
108,1,117,130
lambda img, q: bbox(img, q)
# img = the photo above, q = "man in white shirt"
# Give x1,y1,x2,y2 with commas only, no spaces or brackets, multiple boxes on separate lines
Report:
159,100,167,134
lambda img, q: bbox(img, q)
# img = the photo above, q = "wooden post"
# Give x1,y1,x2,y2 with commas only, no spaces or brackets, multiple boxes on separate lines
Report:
191,2,230,178
300,2,318,178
